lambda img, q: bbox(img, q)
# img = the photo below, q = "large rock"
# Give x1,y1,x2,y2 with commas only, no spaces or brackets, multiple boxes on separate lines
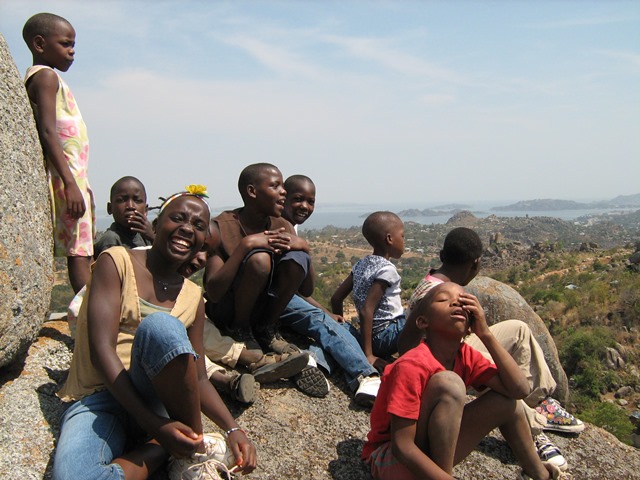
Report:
467,276,570,403
0,34,53,368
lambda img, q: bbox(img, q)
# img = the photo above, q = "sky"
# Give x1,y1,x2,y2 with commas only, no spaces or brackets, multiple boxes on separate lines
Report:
1,1,639,213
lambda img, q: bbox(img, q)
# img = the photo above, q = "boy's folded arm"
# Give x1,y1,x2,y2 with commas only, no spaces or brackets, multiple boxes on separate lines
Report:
204,232,273,301
288,234,310,253
391,415,455,480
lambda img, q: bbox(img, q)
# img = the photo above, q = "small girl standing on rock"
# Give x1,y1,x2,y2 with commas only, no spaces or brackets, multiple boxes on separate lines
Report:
54,187,256,480
23,12,95,293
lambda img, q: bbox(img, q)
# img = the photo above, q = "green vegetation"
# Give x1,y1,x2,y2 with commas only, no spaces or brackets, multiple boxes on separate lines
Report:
577,400,635,444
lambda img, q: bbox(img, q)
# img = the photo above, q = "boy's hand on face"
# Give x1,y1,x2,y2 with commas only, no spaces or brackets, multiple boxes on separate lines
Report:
128,211,155,241
459,292,490,337
64,181,86,219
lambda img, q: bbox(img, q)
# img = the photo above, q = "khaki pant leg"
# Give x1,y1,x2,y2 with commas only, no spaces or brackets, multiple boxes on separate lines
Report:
203,319,244,368
465,319,556,434
204,356,227,379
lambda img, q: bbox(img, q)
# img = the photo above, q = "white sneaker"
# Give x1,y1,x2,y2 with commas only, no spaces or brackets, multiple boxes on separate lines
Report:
534,432,568,471
355,375,380,407
168,433,236,480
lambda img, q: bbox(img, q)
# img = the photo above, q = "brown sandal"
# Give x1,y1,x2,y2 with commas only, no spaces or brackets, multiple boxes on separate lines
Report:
249,351,309,383
228,373,258,405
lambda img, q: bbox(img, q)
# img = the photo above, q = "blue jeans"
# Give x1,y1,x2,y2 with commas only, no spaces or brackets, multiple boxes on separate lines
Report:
279,295,377,391
53,312,197,480
339,317,405,360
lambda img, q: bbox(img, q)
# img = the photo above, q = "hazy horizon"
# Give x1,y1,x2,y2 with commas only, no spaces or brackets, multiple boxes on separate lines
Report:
2,1,638,210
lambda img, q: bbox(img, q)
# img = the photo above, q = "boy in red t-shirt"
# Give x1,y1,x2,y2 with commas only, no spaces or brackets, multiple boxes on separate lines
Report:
363,282,568,480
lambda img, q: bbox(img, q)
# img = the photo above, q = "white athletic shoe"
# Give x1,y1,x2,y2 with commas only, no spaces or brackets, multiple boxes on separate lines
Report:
355,375,380,407
168,432,236,480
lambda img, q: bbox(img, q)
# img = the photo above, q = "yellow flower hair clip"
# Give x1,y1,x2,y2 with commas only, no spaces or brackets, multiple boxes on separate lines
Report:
185,184,209,198
158,185,210,214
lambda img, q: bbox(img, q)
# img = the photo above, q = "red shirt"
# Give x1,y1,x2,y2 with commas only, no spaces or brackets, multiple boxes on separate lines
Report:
362,341,498,459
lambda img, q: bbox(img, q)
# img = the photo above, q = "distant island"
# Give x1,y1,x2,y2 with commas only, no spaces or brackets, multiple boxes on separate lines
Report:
491,194,640,212
395,204,473,218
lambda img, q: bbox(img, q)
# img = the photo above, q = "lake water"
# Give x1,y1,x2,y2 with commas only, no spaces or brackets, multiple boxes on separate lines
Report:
94,202,637,232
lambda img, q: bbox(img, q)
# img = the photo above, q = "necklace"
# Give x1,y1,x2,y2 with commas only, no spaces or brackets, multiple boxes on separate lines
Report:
157,278,170,291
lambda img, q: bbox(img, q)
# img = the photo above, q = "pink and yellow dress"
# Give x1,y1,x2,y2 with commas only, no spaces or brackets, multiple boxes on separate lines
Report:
25,65,95,257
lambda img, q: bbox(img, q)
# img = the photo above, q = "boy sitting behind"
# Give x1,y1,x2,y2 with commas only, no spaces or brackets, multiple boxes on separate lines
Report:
331,211,405,371
94,176,154,258
280,175,381,403
363,282,567,480
205,163,314,356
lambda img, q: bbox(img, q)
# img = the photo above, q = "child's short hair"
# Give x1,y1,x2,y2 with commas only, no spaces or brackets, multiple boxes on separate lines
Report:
237,163,280,198
440,227,483,265
284,174,315,194
22,13,71,47
109,176,147,201
362,211,401,249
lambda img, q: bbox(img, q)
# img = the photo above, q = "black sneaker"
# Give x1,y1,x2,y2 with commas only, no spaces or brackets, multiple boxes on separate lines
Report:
293,366,330,398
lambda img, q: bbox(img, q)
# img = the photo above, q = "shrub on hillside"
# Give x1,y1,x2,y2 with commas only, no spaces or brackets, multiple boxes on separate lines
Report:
577,399,634,445
558,327,618,398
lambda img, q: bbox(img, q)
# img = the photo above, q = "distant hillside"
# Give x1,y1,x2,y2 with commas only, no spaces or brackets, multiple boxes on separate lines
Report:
492,194,640,212
603,193,640,207
492,199,589,211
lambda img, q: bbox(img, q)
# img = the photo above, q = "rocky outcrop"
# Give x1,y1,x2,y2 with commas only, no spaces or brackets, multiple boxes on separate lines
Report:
1,319,639,479
467,276,570,403
0,35,54,367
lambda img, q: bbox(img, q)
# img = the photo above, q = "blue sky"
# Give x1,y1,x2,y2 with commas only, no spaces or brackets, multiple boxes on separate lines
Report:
1,1,639,212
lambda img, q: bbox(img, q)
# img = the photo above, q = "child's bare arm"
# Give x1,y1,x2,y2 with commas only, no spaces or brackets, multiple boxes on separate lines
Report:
460,292,530,399
391,415,454,479
26,70,86,219
189,300,257,474
360,280,389,371
330,273,353,316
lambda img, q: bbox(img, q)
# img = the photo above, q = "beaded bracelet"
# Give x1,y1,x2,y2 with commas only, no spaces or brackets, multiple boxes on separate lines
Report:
225,427,246,437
